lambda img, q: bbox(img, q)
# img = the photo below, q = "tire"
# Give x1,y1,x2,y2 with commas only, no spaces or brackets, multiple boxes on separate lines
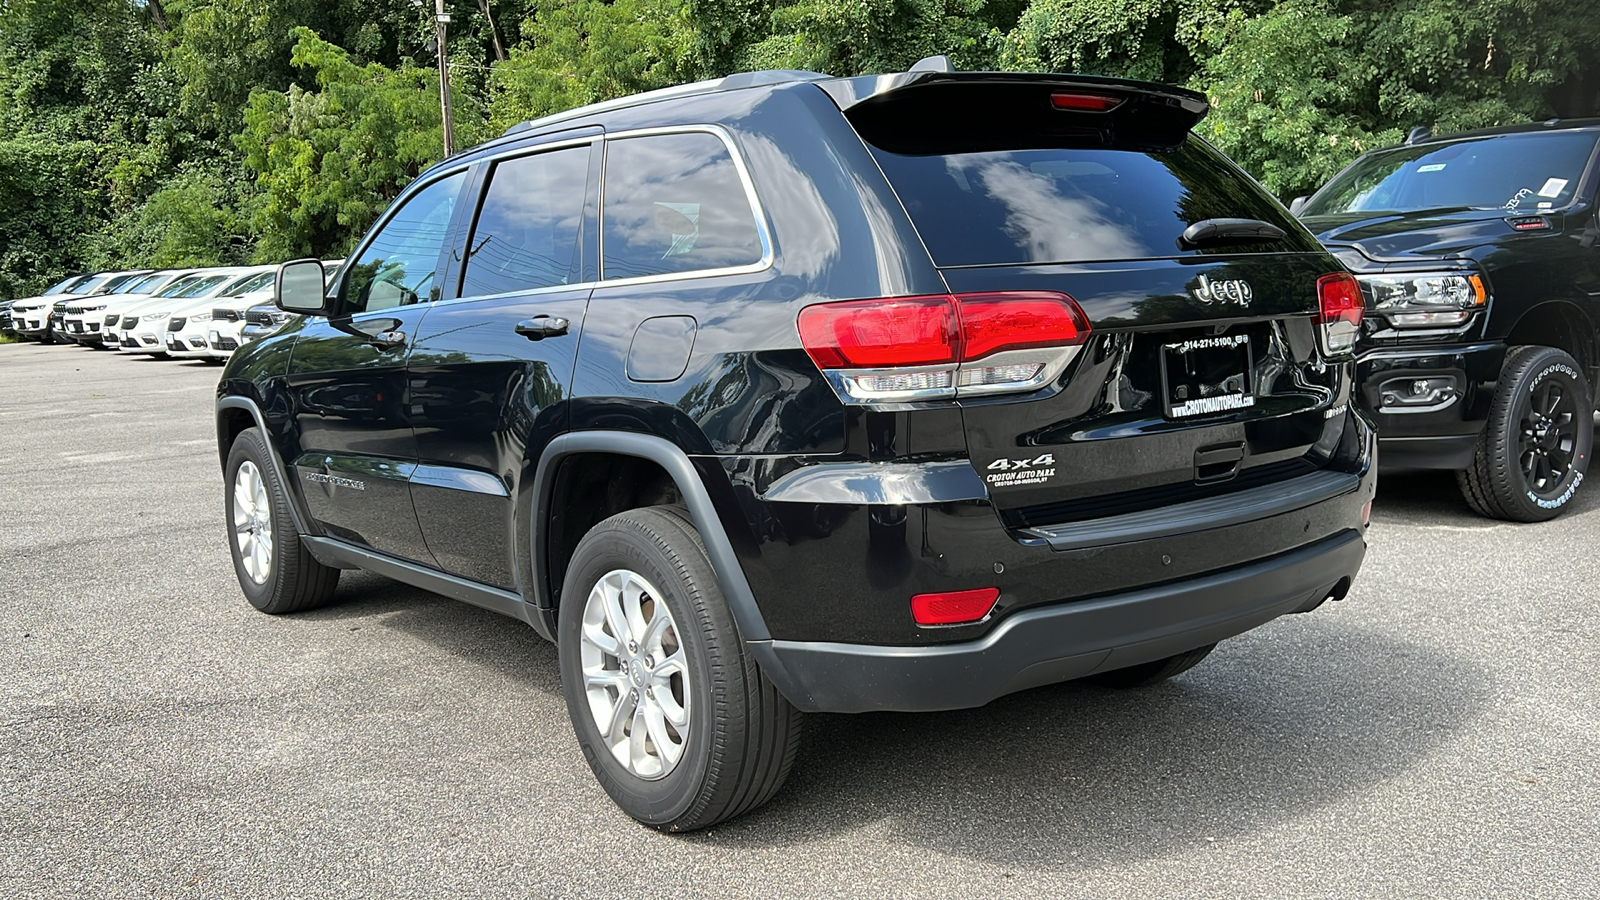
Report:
224,427,340,614
558,506,801,831
1457,345,1593,522
1085,644,1216,688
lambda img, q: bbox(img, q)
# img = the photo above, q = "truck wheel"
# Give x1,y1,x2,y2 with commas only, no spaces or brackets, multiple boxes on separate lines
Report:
1457,346,1593,522
558,506,801,831
225,428,340,613
1086,644,1216,688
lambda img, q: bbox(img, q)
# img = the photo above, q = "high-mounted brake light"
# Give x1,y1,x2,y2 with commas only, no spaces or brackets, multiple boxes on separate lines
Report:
798,292,1092,404
1316,273,1364,355
1050,92,1124,112
911,587,1000,626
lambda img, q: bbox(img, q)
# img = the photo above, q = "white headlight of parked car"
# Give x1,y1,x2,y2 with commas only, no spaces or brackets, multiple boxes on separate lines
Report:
1357,271,1487,328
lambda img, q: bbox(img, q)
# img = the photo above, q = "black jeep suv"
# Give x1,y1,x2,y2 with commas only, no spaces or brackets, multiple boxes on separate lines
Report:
1295,120,1600,521
216,61,1375,830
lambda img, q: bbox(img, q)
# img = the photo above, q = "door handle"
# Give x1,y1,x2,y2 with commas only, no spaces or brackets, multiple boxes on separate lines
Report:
368,330,407,350
515,316,570,340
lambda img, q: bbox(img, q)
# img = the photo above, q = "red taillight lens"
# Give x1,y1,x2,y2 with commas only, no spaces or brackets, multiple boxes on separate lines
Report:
797,295,958,369
957,292,1091,361
1317,272,1364,355
1050,92,1124,112
910,587,1000,626
1318,273,1363,325
799,292,1092,402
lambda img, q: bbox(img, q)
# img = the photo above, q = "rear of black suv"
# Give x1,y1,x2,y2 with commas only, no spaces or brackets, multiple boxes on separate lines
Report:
1297,121,1600,520
217,65,1373,832
746,73,1375,713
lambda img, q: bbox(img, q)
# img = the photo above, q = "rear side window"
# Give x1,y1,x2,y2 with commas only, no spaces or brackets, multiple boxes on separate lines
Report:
872,137,1316,267
461,145,591,296
602,132,763,280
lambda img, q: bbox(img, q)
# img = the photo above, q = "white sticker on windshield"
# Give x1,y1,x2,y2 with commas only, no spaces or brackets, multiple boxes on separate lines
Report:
1538,178,1569,198
1416,164,1447,172
1538,201,1554,209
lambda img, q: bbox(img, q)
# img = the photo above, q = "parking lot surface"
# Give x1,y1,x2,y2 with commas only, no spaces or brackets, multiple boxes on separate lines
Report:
2,341,1598,899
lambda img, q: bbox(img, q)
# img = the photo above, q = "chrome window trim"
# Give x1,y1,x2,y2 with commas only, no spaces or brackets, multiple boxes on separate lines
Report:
596,124,775,288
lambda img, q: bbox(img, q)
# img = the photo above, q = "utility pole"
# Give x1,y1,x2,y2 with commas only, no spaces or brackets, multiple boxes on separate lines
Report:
434,0,455,156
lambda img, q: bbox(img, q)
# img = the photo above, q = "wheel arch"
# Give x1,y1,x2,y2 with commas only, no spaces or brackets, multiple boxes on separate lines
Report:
1503,301,1600,393
529,432,771,644
216,396,317,537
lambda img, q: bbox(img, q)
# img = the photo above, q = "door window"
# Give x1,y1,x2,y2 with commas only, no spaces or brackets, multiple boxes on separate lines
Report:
460,145,591,297
343,171,467,313
601,132,763,280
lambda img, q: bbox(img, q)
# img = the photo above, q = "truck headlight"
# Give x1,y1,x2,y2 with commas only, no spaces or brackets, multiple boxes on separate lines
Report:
1358,272,1487,327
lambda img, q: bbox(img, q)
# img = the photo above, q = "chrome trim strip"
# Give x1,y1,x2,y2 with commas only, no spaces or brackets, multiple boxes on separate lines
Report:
411,464,511,497
760,460,988,504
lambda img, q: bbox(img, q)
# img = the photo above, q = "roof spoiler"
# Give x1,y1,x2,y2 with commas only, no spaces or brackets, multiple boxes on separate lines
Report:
822,67,1210,155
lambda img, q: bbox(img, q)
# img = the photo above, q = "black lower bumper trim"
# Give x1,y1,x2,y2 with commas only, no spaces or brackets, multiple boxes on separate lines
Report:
750,528,1366,713
1377,434,1478,471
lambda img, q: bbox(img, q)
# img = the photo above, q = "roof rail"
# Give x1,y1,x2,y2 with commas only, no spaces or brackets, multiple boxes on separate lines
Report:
500,69,827,138
1405,125,1433,145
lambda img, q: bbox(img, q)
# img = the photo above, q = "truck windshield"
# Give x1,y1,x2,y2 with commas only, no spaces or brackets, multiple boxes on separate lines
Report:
1303,131,1599,216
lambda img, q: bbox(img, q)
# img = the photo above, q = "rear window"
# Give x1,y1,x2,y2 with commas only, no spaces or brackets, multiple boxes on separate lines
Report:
872,137,1316,267
1302,131,1600,216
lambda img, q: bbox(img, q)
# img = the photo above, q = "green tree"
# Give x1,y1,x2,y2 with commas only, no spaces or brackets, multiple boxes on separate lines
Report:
238,27,485,260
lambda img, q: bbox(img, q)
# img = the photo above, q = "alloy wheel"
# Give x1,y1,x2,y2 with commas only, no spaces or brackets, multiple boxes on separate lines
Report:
232,460,274,584
579,568,690,780
1519,379,1578,498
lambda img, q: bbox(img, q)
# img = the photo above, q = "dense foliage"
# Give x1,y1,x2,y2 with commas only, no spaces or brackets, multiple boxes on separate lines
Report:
1,0,1594,298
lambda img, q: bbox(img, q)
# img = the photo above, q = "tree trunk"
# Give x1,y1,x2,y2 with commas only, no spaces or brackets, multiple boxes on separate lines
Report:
477,0,507,63
146,0,170,32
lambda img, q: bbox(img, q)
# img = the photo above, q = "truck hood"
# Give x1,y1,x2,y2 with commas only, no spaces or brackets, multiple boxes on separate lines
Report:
1300,208,1528,268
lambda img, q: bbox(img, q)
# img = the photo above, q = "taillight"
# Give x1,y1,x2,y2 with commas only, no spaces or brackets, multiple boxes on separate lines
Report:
1050,92,1124,112
799,292,1092,404
910,587,1000,626
1316,273,1363,356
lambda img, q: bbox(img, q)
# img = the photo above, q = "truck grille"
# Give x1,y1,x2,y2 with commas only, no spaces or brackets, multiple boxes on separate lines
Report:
123,316,139,328
244,309,274,326
212,308,241,321
168,317,186,332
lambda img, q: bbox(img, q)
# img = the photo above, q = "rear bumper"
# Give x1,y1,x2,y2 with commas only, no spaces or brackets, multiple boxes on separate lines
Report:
752,527,1365,713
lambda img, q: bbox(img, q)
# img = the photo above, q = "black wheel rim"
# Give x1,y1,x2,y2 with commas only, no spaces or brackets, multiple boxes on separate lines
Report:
1519,378,1579,499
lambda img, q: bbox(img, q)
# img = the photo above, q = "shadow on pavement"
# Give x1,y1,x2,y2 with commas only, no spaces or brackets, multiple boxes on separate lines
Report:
298,570,564,699
697,615,1486,870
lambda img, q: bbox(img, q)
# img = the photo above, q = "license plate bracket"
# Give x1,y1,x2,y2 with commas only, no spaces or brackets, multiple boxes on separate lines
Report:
1160,334,1255,419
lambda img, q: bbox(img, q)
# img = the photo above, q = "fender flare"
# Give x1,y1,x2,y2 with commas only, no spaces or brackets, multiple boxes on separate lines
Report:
216,396,319,538
531,431,772,643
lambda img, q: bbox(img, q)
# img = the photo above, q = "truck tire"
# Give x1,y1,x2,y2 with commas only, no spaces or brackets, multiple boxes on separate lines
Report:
1457,346,1593,522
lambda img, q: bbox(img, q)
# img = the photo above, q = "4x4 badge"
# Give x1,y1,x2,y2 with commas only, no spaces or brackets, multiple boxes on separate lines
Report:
985,454,1058,488
1193,274,1253,306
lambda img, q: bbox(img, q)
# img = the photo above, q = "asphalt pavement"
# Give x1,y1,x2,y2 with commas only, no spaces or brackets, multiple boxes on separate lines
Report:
2,340,1597,898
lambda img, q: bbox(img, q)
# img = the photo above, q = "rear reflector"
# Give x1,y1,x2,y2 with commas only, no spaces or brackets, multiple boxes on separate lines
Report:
911,587,1000,626
799,292,1092,403
1050,92,1124,112
1316,273,1364,355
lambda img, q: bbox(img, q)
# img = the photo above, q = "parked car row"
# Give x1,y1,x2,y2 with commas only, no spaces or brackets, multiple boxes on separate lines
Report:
3,263,338,361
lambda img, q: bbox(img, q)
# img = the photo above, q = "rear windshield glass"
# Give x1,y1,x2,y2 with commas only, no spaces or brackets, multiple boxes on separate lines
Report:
1303,132,1600,216
871,137,1315,267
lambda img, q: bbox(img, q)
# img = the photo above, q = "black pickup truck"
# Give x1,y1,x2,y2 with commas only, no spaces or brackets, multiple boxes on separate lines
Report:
1296,119,1600,520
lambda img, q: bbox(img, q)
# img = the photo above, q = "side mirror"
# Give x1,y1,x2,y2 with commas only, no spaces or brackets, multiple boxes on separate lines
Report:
276,259,330,315
1288,196,1309,217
